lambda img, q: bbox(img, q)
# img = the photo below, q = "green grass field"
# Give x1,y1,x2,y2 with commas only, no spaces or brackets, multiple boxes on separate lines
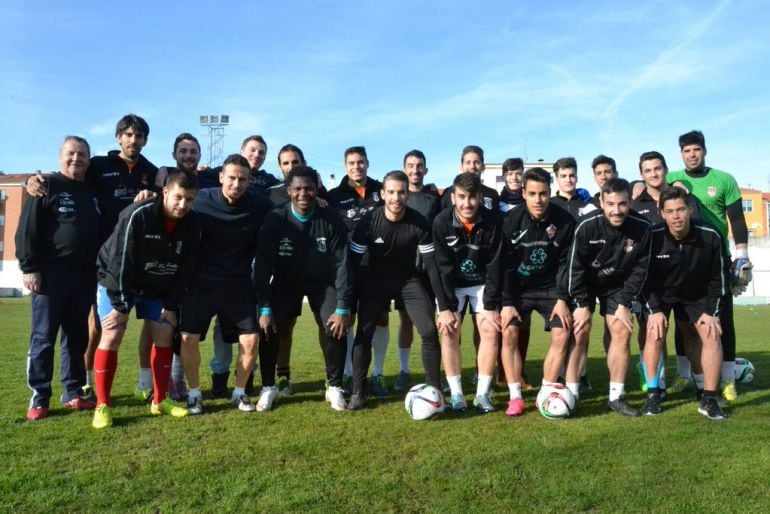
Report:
1,297,769,512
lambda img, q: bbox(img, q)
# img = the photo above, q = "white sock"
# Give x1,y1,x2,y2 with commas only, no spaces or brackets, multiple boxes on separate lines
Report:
232,386,245,398
371,326,390,376
721,361,735,384
693,373,704,390
566,382,580,400
188,387,202,400
541,378,559,387
344,331,354,376
137,368,153,390
508,382,522,400
676,356,692,379
398,347,411,374
476,374,493,396
171,354,185,382
86,369,94,387
609,382,625,402
447,375,463,397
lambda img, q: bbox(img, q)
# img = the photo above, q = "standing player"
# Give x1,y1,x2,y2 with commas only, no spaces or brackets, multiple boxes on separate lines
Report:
568,178,651,416
327,146,387,395
441,145,499,211
179,155,272,414
394,149,441,393
497,168,576,414
639,187,727,419
91,171,200,429
498,158,524,213
432,173,502,413
255,166,353,410
347,171,443,410
667,130,751,402
589,155,619,208
17,136,100,420
550,157,596,219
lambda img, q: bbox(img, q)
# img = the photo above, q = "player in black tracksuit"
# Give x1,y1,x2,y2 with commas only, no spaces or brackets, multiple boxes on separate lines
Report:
16,137,101,419
179,155,272,414
568,178,651,416
328,175,384,233
639,187,727,419
347,172,443,410
254,166,353,410
432,173,503,413
496,168,577,412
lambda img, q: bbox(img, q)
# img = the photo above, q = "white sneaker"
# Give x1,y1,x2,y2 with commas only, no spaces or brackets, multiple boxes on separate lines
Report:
232,394,256,412
187,395,204,415
256,386,278,412
325,386,347,412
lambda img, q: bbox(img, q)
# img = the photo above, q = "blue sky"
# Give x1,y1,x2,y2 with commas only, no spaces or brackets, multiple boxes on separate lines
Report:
1,0,769,192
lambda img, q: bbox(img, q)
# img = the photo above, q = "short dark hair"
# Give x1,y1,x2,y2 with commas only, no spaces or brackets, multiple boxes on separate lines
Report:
678,130,706,150
344,146,368,160
382,170,408,187
522,167,551,188
115,114,149,137
403,149,426,166
222,154,250,169
638,151,668,172
278,144,306,165
452,172,481,197
173,133,200,154
601,177,630,197
241,135,267,151
166,169,198,190
659,186,688,209
553,157,577,174
61,135,90,155
502,158,524,175
461,145,484,164
287,165,319,187
591,154,616,173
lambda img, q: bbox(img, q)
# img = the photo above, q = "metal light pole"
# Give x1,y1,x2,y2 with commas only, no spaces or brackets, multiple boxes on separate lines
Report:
199,115,229,167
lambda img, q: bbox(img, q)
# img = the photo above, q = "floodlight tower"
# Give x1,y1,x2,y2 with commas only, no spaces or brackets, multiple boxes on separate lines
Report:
199,114,229,167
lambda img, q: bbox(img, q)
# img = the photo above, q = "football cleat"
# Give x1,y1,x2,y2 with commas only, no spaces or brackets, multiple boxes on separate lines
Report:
473,394,495,413
276,376,293,397
371,375,389,397
393,371,413,393
134,387,154,402
670,376,694,394
151,398,188,418
26,406,48,421
640,391,663,416
92,404,113,429
607,397,641,417
325,386,347,412
64,396,96,411
256,386,278,412
698,396,728,420
186,396,204,416
450,393,467,412
505,398,525,417
721,381,738,402
347,393,367,411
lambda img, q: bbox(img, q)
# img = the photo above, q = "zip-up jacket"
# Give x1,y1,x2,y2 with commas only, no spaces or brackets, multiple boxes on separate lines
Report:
550,191,597,220
641,221,726,316
568,210,651,308
631,188,703,226
254,203,353,311
97,196,200,313
16,173,100,274
497,203,576,304
267,180,331,209
328,176,384,234
441,183,499,213
191,188,271,283
499,188,524,214
431,206,503,311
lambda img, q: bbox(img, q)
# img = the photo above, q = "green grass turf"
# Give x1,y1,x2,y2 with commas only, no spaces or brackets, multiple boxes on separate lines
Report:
1,297,769,512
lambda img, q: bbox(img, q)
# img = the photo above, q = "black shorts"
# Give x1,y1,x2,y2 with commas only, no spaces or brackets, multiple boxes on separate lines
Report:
642,302,705,325
509,289,565,330
180,280,258,340
579,291,626,317
272,283,337,323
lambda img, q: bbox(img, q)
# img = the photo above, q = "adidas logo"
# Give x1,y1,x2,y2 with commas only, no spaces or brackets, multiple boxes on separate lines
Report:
374,237,385,243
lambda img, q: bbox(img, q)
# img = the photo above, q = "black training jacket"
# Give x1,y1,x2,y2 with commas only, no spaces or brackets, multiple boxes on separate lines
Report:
327,176,384,234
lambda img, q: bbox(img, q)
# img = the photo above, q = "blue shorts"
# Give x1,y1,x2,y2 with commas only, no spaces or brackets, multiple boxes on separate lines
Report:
96,285,163,324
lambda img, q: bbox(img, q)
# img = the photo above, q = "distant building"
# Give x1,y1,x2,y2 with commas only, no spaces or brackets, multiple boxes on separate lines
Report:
480,161,555,192
0,174,34,295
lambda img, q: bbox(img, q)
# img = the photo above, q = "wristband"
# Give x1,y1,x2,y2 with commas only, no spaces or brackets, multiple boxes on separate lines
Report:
260,307,272,316
335,308,350,315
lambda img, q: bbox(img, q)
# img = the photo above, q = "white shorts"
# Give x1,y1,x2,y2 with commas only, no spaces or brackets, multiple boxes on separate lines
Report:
455,285,486,315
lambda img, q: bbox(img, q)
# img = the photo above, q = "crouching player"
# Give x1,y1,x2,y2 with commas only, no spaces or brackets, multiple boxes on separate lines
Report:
639,188,727,419
432,173,503,413
91,171,200,428
497,168,576,415
255,166,353,410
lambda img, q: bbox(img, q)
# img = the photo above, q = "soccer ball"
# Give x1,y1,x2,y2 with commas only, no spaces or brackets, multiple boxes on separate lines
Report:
536,384,576,420
404,384,444,420
734,357,755,384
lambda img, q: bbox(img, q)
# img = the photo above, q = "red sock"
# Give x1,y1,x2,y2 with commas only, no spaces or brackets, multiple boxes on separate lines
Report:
94,349,118,407
151,345,174,405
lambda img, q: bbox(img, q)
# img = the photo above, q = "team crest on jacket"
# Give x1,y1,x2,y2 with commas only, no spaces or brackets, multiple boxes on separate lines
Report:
316,237,327,252
707,186,717,197
483,197,493,210
546,224,557,239
175,241,183,254
278,237,293,256
624,239,634,253
347,209,356,218
373,192,380,202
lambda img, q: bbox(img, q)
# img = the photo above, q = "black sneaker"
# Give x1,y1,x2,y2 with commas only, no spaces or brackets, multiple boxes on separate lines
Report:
393,371,412,393
698,396,728,420
347,393,367,411
640,392,663,416
607,397,641,417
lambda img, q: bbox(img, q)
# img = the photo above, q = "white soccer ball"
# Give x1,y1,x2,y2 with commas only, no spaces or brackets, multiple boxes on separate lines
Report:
734,357,755,384
404,384,444,421
536,384,575,420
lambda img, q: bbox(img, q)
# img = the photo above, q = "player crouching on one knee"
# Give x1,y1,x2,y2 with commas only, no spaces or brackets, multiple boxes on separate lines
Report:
91,171,200,429
639,187,728,420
